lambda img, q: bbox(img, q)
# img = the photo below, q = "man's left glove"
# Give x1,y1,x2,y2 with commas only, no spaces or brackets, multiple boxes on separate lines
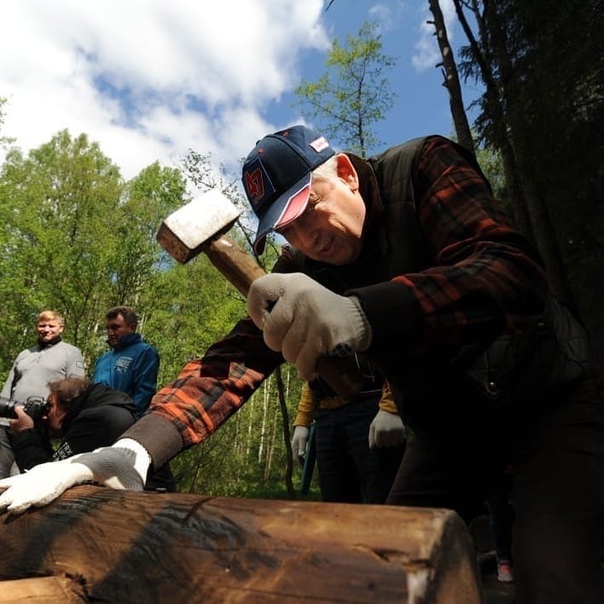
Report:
0,438,150,514
247,273,372,381
368,410,406,449
291,425,310,459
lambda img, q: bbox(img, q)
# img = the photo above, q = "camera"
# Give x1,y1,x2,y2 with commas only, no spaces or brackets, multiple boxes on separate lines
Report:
0,395,50,424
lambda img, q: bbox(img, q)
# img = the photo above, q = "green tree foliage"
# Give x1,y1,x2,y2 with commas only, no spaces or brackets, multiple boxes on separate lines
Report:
294,20,398,157
0,97,15,148
110,163,186,305
0,130,189,371
455,0,604,351
0,131,124,367
144,258,246,382
474,143,507,202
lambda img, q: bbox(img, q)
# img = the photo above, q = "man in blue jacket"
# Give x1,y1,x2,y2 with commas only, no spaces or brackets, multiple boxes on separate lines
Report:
92,306,175,490
92,306,159,419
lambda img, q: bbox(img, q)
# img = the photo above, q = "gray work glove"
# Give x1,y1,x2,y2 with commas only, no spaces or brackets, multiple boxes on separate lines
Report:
0,438,150,514
247,273,372,381
291,425,310,459
368,410,406,449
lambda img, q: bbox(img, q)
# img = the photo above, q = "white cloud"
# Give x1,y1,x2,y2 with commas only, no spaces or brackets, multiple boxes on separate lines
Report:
369,1,404,34
0,0,328,180
412,0,456,72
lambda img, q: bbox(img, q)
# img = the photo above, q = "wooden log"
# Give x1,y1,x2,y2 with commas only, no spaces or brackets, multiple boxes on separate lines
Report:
0,486,484,603
0,576,86,603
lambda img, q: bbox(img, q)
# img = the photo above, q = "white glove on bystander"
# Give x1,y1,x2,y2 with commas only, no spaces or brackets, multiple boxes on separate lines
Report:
291,426,310,459
0,438,150,514
368,410,406,449
247,273,372,381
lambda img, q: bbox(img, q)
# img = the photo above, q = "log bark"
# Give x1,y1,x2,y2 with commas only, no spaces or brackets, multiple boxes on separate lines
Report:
0,486,484,603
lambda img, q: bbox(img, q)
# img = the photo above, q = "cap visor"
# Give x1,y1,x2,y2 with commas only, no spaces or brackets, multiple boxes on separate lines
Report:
252,174,311,252
275,181,311,229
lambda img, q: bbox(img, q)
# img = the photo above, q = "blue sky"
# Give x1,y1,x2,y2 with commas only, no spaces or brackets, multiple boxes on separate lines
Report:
0,0,481,185
270,1,482,155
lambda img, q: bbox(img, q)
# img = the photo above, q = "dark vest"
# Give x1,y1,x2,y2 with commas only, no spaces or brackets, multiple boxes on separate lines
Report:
282,138,589,424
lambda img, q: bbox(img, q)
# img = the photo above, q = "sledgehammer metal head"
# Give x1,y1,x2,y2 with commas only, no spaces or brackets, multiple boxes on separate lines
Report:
156,190,267,296
156,190,240,264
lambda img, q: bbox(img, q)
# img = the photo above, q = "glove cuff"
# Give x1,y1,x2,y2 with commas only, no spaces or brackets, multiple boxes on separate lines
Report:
349,296,372,351
113,438,152,482
293,409,313,427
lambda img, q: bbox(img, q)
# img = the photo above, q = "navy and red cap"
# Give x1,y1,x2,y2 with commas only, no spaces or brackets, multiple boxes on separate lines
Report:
241,125,335,254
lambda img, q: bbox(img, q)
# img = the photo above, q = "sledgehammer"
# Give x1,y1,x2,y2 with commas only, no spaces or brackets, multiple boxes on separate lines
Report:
156,190,363,400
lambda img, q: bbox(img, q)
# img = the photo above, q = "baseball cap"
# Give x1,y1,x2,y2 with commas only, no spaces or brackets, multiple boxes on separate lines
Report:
241,125,335,254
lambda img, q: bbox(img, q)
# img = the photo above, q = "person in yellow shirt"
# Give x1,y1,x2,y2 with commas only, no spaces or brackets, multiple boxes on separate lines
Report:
291,375,405,503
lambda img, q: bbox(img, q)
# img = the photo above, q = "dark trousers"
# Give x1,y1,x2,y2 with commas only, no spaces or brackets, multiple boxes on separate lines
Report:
486,471,514,563
387,377,604,604
314,393,405,504
0,427,16,478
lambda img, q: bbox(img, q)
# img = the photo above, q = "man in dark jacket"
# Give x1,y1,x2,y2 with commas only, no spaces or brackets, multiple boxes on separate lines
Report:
8,377,173,491
1,126,603,604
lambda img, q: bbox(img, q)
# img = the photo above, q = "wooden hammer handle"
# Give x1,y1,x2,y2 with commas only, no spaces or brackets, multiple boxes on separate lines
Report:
203,235,363,400
203,234,266,297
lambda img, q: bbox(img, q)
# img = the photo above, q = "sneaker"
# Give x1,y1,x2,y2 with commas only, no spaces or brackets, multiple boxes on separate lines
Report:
497,559,514,583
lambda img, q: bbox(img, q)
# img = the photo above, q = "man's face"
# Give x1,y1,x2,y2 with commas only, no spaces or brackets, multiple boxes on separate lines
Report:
277,155,366,266
45,393,67,437
105,314,136,347
36,318,64,343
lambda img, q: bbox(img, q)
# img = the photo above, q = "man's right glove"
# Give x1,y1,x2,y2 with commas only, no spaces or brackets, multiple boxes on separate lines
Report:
291,425,309,459
0,438,150,514
247,272,372,381
368,410,406,449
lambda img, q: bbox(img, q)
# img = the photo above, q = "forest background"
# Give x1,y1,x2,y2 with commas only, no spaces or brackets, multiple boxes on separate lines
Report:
0,0,602,500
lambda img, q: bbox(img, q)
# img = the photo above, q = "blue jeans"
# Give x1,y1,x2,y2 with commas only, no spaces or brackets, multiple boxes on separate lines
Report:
314,392,405,504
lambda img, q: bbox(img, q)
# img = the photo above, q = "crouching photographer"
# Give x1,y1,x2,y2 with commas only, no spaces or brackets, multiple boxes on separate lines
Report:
7,377,175,492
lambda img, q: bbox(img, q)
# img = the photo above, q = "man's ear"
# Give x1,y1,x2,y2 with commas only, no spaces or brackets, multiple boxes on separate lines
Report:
335,153,359,191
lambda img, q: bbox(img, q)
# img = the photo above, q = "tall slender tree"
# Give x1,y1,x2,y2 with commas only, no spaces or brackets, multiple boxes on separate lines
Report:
427,0,474,153
294,20,398,158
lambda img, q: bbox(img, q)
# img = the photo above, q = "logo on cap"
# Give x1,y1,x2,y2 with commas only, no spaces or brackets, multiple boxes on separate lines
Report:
243,157,275,214
309,136,330,153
